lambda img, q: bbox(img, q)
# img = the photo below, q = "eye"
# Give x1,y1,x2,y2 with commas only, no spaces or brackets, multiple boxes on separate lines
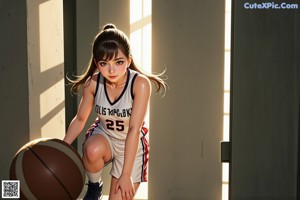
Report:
98,61,107,67
116,60,124,65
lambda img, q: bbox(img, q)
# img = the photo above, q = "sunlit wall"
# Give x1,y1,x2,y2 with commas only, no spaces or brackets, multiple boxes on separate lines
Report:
27,0,65,140
222,0,232,199
129,0,152,199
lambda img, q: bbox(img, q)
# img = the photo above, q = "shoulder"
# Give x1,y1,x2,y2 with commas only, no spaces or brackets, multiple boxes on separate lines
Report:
129,69,150,85
83,72,99,95
135,74,150,85
133,74,151,95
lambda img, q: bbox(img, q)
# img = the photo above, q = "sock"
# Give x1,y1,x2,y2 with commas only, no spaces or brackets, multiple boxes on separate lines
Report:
86,170,102,183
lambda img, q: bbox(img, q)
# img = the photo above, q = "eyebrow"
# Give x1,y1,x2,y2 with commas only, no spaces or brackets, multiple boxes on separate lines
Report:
115,57,125,60
100,56,125,61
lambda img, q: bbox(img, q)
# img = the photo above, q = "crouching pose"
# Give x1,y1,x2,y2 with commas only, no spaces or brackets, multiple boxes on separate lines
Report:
63,23,166,200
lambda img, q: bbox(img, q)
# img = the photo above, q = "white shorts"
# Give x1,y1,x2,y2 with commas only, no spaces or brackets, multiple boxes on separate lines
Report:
85,124,149,183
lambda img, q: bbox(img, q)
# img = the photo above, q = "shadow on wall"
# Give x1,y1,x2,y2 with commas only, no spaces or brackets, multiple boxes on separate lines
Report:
1,0,66,181
27,0,66,140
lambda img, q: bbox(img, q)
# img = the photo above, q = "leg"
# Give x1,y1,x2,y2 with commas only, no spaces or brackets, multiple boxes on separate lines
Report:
108,176,140,200
83,134,112,172
83,134,112,200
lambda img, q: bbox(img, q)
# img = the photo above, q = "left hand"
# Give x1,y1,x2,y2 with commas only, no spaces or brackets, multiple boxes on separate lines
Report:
115,174,135,200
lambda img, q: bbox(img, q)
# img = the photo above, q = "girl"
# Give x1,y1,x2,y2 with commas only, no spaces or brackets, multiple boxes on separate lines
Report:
63,23,166,200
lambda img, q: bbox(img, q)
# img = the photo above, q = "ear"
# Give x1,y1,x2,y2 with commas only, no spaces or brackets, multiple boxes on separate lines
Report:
93,59,98,66
127,55,132,68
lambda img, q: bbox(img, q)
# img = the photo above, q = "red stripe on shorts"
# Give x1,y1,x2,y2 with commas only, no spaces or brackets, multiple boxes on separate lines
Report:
141,127,149,182
85,117,100,140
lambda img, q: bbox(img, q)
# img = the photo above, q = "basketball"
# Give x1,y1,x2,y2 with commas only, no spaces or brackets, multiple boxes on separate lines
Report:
9,138,85,200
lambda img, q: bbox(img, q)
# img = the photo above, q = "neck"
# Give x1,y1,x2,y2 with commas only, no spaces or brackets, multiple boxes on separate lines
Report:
106,71,127,88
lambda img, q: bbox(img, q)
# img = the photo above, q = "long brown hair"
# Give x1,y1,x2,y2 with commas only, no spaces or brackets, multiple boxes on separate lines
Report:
69,23,167,95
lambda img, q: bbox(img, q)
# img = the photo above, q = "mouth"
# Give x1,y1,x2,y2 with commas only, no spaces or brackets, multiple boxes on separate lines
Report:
108,75,117,79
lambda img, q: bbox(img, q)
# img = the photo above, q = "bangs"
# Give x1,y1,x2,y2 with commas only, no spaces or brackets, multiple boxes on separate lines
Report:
95,41,119,61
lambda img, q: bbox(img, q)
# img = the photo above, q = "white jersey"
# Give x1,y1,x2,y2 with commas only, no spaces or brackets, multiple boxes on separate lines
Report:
89,68,147,141
85,68,150,182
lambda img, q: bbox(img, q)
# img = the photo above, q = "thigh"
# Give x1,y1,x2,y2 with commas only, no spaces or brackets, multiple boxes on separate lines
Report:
110,140,149,183
83,134,112,163
108,176,140,200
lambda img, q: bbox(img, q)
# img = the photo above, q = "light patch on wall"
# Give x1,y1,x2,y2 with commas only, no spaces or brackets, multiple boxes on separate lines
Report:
224,52,231,91
143,0,151,17
39,0,64,73
223,115,230,141
142,24,152,73
130,29,142,68
130,0,142,24
129,0,152,199
39,78,65,118
41,108,65,139
222,0,232,200
27,0,65,140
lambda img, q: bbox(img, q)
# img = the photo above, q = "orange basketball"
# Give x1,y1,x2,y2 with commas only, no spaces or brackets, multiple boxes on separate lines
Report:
10,138,85,200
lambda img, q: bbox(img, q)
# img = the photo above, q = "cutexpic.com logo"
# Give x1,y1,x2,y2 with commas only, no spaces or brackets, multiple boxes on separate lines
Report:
244,2,299,9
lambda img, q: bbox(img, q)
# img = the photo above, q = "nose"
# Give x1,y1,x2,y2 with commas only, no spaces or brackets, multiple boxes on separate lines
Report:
109,65,116,74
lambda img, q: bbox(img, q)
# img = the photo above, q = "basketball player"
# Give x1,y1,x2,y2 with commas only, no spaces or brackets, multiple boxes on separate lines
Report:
63,24,167,200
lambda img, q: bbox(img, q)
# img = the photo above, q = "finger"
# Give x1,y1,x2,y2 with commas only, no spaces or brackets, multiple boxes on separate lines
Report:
129,191,134,200
126,191,131,200
115,182,119,194
128,190,133,199
128,191,132,199
122,191,126,200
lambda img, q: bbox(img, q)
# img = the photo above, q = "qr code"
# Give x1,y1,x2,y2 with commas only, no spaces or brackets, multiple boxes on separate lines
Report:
2,180,20,199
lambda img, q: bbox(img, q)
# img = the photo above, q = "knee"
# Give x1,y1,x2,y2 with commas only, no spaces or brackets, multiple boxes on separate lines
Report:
83,135,111,164
83,142,103,163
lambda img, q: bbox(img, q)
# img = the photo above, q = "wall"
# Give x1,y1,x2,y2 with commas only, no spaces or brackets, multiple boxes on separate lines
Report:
27,0,65,140
99,0,130,35
150,0,225,199
0,0,65,181
0,1,226,199
73,0,100,144
230,1,300,199
0,0,29,181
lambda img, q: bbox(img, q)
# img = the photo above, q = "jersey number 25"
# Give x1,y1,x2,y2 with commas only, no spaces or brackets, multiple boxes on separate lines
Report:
105,119,125,131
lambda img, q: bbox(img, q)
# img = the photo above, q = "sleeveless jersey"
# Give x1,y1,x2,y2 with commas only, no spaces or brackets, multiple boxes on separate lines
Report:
92,68,148,140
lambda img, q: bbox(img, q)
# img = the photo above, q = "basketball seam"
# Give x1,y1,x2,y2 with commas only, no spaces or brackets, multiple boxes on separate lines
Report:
41,140,85,182
29,147,73,200
14,148,38,200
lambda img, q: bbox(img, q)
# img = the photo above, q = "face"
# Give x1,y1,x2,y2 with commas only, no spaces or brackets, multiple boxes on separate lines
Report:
95,49,131,84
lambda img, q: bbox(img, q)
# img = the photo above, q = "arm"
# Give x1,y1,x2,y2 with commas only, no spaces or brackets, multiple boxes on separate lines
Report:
63,77,96,145
115,75,151,199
